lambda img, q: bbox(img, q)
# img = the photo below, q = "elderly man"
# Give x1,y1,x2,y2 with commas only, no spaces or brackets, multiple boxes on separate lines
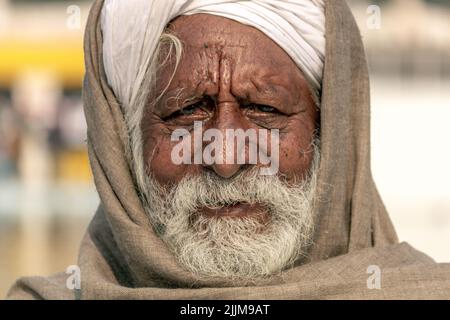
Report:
7,0,450,299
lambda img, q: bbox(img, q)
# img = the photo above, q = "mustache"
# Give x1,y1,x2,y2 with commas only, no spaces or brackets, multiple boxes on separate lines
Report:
138,145,320,279
150,166,308,215
143,144,320,234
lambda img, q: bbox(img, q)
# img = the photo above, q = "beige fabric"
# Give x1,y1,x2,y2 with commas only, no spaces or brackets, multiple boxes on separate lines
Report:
7,0,450,300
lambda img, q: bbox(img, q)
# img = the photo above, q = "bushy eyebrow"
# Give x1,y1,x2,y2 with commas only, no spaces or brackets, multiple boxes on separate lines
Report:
237,76,298,112
154,87,199,116
154,72,305,116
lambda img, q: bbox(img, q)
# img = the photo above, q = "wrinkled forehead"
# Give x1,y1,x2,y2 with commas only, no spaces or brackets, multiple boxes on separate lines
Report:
169,14,269,47
152,14,312,115
163,14,300,75
100,0,325,109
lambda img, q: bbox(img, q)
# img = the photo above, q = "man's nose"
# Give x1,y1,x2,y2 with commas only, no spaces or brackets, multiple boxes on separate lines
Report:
210,159,244,179
202,102,251,179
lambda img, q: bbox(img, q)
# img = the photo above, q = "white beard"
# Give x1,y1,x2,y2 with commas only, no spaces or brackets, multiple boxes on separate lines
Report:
138,148,319,280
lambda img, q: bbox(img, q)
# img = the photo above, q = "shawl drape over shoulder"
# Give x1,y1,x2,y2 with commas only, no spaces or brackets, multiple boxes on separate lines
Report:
7,0,450,300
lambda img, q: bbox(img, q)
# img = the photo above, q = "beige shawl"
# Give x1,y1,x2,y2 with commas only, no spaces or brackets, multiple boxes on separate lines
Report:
7,0,450,300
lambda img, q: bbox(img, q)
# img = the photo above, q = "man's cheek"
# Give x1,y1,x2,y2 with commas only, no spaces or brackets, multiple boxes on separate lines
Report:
277,135,313,178
146,139,190,185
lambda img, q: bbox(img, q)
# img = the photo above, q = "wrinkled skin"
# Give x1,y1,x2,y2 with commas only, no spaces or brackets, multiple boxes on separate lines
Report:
141,14,319,218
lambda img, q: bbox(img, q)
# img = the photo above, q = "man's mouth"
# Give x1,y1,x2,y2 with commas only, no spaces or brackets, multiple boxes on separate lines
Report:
200,202,270,223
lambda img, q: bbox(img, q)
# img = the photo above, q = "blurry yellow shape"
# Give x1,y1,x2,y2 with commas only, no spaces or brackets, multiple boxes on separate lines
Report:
0,38,84,89
56,149,92,182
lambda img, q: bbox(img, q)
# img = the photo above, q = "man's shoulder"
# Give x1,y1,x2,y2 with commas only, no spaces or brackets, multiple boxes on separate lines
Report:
5,272,76,300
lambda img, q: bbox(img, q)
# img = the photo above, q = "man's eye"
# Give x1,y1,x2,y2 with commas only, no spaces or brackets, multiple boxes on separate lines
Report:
257,105,277,113
180,103,201,116
165,100,208,120
246,104,279,114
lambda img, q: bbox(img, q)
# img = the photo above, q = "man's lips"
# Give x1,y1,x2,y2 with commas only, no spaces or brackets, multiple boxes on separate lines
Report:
200,202,270,223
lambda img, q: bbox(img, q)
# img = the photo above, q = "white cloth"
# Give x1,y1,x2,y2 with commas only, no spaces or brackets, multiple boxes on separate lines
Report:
101,0,326,109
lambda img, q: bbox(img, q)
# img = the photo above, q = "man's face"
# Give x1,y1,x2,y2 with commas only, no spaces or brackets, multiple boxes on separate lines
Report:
139,14,320,279
142,14,318,216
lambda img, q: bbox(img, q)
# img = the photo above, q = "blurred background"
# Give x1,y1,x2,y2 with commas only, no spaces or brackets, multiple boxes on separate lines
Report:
0,0,449,298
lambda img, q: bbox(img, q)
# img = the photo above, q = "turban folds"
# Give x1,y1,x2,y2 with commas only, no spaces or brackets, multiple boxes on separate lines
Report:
100,0,326,109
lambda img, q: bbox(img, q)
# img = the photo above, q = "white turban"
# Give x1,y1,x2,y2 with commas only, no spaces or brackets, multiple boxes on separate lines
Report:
101,0,326,109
